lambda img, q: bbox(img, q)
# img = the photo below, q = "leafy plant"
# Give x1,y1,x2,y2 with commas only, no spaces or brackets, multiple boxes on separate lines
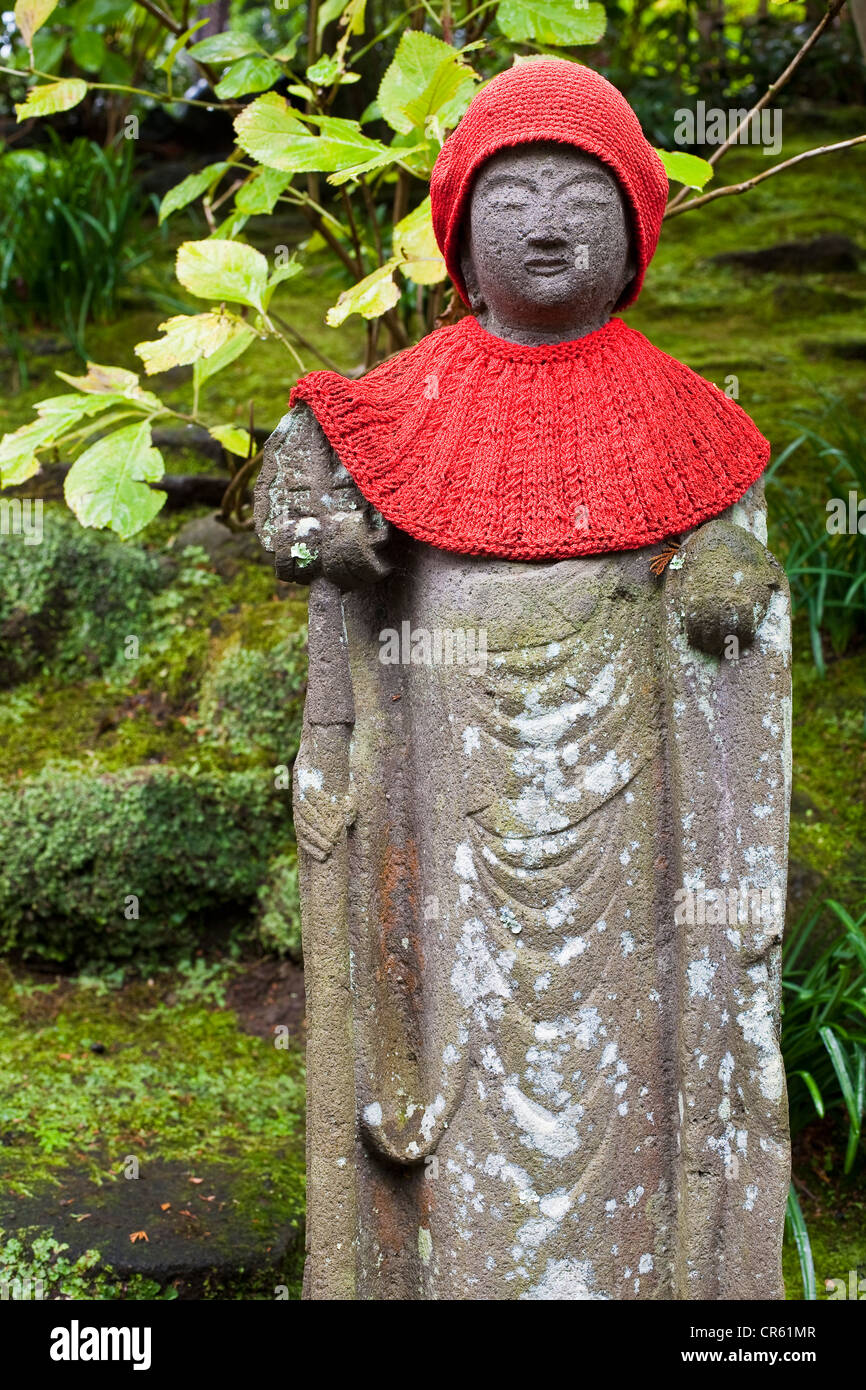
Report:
782,897,866,1172
0,134,150,362
768,401,866,675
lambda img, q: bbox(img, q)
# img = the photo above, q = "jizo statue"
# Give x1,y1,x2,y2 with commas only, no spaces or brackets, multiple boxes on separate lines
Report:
255,60,792,1301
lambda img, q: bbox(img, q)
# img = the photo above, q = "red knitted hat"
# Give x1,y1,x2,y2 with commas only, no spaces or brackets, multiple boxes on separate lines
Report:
430,59,668,310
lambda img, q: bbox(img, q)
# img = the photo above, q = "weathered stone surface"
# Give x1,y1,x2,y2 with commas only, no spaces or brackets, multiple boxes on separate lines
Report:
254,140,792,1300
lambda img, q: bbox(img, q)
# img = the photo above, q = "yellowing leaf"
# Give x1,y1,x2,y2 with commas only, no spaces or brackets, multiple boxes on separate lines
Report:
193,322,257,392
14,0,58,51
15,78,88,121
64,422,166,538
175,240,269,311
209,425,253,458
135,312,249,376
326,260,401,327
394,197,446,285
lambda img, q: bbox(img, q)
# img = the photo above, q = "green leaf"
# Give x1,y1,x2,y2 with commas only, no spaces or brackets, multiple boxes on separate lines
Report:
307,55,341,87
209,425,253,458
378,31,476,136
0,418,56,487
793,1070,825,1119
14,0,58,51
655,148,713,191
188,32,262,63
159,18,208,77
159,162,230,224
271,36,300,63
785,1184,816,1301
214,57,283,99
69,29,106,73
234,166,292,216
394,196,446,284
193,322,256,391
15,78,88,121
234,93,390,174
820,1026,860,1132
135,312,251,376
326,260,401,327
175,239,269,312
497,0,606,45
266,253,302,302
64,422,166,538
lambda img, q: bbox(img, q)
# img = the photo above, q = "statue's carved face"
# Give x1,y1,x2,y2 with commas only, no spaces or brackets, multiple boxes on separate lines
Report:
460,143,635,343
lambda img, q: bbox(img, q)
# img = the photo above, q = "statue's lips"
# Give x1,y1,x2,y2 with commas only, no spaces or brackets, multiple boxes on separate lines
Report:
524,256,569,276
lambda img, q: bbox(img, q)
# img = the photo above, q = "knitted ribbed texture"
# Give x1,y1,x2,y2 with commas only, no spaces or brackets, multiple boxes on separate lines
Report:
430,60,669,310
290,315,770,562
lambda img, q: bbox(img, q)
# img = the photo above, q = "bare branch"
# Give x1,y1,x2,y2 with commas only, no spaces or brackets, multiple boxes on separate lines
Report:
666,0,847,214
664,133,866,219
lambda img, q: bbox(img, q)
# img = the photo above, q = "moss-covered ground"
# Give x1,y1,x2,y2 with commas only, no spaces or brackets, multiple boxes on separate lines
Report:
0,109,864,1300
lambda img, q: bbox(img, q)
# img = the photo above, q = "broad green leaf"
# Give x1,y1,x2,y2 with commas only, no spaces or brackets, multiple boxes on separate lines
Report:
266,253,302,296
235,93,389,174
272,37,299,63
215,56,283,99
401,57,477,133
379,31,474,135
497,0,606,45
193,321,257,391
69,29,106,73
316,0,346,41
655,148,713,190
209,425,253,458
307,55,341,86
159,162,230,224
234,166,293,215
188,32,262,63
394,197,446,284
135,312,248,375
327,142,419,186
64,422,166,538
15,78,88,121
326,260,401,327
176,239,269,311
0,418,56,487
14,0,58,50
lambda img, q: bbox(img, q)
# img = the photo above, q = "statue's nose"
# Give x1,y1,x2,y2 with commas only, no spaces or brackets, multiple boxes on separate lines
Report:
525,228,569,250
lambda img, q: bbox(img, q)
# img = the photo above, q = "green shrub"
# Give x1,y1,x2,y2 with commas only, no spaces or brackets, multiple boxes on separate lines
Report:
0,766,291,966
194,629,307,764
0,508,164,688
256,846,302,961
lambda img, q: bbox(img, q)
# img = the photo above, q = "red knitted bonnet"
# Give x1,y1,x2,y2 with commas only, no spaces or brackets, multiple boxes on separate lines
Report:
430,59,669,310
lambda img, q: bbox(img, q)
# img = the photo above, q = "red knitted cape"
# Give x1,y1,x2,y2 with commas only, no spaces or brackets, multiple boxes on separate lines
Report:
290,315,770,561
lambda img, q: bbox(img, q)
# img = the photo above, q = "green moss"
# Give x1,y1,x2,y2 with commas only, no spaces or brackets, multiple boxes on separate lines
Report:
0,964,305,1299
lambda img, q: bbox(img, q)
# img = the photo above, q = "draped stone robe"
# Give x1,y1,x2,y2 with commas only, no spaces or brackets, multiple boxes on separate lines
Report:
255,405,792,1302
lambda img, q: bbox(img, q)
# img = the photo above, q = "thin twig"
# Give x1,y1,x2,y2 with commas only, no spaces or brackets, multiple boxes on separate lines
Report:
664,133,866,218
270,313,343,372
666,0,847,214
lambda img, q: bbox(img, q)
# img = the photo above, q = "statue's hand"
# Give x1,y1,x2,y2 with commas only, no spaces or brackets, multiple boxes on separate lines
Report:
254,402,393,590
673,518,784,658
293,761,358,862
275,507,392,589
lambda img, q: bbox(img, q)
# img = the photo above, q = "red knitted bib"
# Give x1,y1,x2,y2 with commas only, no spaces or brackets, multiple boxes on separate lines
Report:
289,314,769,562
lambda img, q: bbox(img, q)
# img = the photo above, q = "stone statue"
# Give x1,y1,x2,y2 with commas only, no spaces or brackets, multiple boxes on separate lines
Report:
255,60,791,1301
